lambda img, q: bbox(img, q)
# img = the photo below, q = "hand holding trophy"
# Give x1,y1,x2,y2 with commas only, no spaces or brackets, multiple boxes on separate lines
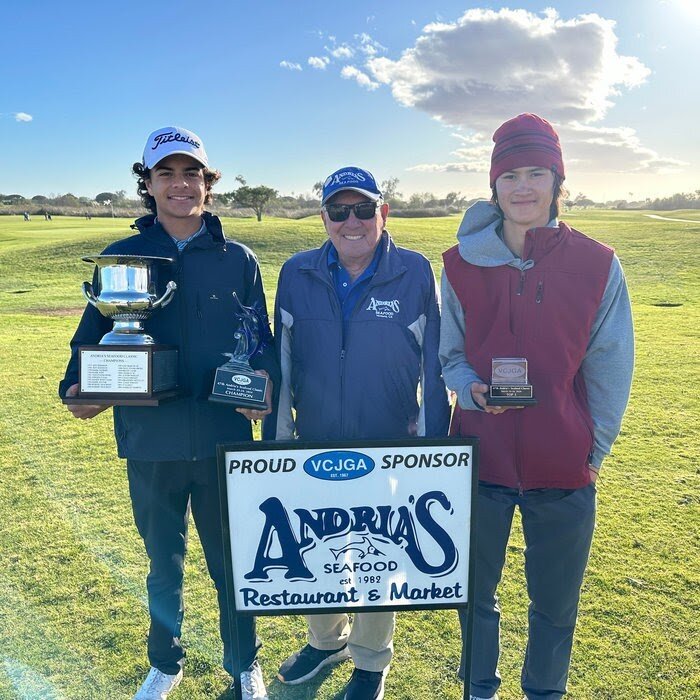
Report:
485,357,537,407
209,292,271,410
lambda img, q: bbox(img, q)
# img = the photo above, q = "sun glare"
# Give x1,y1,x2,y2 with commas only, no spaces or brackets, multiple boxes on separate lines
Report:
674,0,700,20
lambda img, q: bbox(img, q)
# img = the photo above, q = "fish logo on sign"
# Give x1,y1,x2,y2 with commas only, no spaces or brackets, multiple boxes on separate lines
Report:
329,536,388,560
303,450,375,481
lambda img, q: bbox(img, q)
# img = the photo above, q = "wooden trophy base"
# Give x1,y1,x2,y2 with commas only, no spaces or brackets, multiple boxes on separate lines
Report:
63,344,180,406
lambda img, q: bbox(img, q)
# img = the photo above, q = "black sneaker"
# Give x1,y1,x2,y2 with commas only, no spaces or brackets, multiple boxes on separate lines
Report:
277,643,350,685
343,668,385,700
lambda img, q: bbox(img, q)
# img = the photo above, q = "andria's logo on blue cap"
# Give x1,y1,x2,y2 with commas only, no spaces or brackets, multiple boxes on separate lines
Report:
321,166,382,205
303,450,375,481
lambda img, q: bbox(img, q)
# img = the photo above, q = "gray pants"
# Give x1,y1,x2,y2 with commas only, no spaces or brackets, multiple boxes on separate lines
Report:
306,612,395,672
461,482,596,700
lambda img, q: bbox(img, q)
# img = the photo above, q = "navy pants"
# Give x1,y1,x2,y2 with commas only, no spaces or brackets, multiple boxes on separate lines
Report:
460,482,596,700
127,458,261,676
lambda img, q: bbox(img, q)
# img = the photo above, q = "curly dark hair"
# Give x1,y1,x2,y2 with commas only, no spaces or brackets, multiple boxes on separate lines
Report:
132,161,222,214
491,170,569,221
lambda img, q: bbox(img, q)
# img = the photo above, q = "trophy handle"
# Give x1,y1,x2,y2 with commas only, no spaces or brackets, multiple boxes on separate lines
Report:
151,281,177,310
82,281,99,308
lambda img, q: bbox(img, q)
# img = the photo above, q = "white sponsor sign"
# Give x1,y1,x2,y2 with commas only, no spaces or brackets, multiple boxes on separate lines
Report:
222,440,475,613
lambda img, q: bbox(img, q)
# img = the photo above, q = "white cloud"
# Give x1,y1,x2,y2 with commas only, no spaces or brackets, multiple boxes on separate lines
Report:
308,56,330,70
367,9,649,128
14,112,33,122
355,8,678,176
329,44,354,60
410,123,686,176
560,123,685,173
355,32,387,56
340,65,380,91
279,60,302,71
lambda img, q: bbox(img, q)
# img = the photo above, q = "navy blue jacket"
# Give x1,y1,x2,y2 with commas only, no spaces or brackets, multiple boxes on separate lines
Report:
264,232,450,441
59,212,279,461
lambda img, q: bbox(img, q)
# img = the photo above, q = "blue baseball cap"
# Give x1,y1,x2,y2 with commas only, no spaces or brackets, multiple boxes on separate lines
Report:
321,166,382,205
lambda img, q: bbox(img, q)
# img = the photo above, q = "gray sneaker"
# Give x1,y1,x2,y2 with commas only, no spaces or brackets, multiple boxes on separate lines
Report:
470,695,498,700
133,667,183,699
277,643,351,685
235,660,268,700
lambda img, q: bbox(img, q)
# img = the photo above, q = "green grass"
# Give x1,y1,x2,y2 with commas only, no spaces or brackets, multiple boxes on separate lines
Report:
0,212,698,699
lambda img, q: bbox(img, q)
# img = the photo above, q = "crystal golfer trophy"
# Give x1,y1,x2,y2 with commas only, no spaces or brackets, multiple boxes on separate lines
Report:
209,292,269,410
486,357,537,407
62,255,180,406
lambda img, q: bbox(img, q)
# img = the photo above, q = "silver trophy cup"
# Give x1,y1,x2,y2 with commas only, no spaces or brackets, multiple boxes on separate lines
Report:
82,255,177,344
64,254,180,405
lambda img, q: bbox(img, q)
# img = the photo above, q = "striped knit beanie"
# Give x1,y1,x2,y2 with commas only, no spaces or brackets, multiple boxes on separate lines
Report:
489,113,565,186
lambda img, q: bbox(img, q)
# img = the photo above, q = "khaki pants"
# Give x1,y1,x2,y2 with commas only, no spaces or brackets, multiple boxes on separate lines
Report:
306,612,395,672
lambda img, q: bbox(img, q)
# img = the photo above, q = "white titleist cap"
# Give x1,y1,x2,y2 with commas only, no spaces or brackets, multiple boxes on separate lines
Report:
142,126,209,169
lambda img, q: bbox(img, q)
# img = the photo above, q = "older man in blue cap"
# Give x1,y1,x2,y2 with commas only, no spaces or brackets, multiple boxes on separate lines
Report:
264,166,450,699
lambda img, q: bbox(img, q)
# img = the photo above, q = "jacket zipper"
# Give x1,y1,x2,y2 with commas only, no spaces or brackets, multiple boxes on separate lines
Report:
176,249,198,460
307,247,405,437
515,235,537,494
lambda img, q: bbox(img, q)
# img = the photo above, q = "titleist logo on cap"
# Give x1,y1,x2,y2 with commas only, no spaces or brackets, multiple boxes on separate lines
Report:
142,125,208,169
151,130,201,151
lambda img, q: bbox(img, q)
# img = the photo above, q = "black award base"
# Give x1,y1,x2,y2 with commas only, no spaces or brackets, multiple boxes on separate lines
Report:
486,384,538,407
209,367,268,410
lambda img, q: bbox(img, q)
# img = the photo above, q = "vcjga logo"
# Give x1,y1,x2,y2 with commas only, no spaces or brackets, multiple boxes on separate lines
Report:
303,451,375,481
232,375,251,385
493,364,525,380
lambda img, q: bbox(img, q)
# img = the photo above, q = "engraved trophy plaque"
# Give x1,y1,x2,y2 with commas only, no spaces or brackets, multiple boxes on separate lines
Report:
486,357,537,407
62,255,180,406
209,292,269,410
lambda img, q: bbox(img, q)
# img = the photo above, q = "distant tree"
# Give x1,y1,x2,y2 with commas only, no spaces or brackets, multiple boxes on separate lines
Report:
54,193,80,207
380,177,402,202
648,191,700,210
3,194,26,204
574,193,595,208
226,185,279,222
31,195,49,203
312,181,324,199
95,192,118,204
408,192,436,208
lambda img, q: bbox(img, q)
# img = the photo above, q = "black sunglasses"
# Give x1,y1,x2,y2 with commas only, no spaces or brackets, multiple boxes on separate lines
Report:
323,201,381,222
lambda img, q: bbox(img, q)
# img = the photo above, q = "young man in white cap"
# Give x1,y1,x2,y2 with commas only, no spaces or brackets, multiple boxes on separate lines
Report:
60,126,278,699
264,166,450,700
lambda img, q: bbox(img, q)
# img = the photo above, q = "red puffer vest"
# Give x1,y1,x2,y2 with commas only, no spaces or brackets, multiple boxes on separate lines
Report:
443,222,613,490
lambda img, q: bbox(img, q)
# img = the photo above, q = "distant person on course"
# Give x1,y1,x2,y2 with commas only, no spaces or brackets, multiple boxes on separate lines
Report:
59,126,278,700
264,166,450,700
440,113,634,700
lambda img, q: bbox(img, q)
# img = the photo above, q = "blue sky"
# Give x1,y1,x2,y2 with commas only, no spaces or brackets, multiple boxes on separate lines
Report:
1,0,698,202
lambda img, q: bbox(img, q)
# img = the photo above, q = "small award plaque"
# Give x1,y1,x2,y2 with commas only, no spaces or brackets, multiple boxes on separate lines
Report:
486,357,537,407
62,255,180,407
209,293,270,410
